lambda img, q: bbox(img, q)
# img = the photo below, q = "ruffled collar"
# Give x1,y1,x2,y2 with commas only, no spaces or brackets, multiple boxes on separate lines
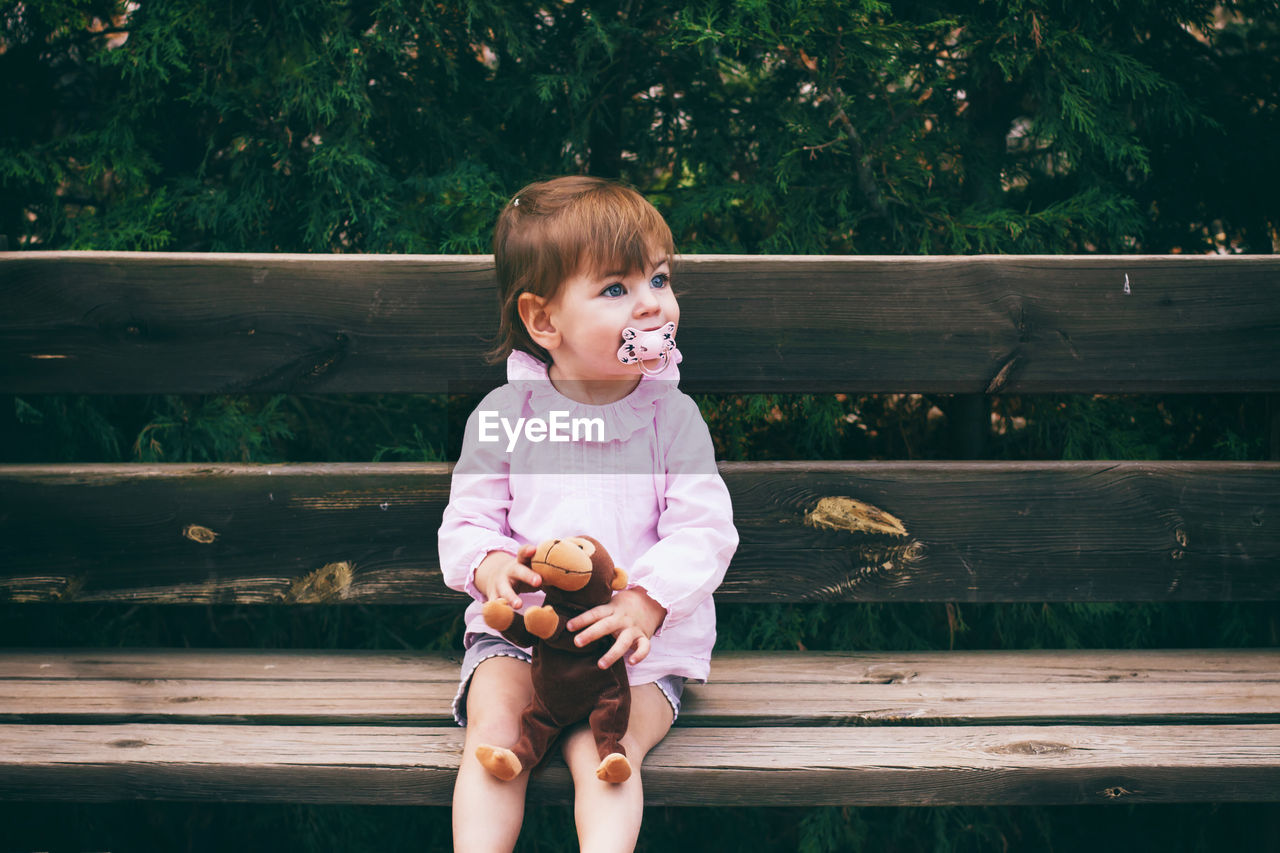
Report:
506,348,682,442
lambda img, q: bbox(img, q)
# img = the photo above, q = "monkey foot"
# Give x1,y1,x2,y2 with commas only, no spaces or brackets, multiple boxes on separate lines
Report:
481,599,514,631
595,752,631,784
475,744,522,781
524,604,558,639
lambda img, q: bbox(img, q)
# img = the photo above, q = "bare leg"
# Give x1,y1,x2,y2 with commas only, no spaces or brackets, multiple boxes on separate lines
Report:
452,656,535,853
562,684,675,853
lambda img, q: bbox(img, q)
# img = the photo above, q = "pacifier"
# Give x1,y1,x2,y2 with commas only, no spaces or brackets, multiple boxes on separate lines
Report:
617,321,677,376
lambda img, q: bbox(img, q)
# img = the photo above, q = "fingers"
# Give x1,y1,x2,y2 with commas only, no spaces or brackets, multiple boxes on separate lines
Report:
496,559,541,609
565,606,606,635
515,565,543,590
571,618,611,649
567,607,652,669
625,633,650,667
597,629,649,670
494,577,522,609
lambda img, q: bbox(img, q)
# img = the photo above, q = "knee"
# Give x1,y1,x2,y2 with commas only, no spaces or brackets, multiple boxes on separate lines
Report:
619,733,652,764
565,726,647,767
463,667,533,748
616,685,675,762
464,705,523,749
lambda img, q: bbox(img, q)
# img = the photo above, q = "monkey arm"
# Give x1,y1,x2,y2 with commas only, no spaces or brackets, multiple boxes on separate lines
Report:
482,600,538,647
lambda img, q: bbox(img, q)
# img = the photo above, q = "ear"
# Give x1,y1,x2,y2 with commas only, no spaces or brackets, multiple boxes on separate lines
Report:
518,291,560,352
611,568,628,590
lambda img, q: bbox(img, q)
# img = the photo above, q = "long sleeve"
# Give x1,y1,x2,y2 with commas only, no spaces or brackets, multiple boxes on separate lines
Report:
438,391,523,602
626,395,738,635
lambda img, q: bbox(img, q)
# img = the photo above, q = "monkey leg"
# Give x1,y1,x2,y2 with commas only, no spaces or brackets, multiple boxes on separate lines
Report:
588,677,633,783
509,696,566,774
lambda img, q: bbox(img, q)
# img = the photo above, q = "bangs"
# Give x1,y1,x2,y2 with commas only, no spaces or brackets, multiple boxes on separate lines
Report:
551,185,674,281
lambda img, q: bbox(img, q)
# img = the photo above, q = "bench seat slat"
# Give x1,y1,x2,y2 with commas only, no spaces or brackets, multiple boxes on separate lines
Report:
3,649,1276,727
3,723,1277,805
5,648,1276,683
6,680,1276,727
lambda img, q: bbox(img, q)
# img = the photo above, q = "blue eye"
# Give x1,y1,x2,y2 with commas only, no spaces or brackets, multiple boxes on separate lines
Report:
602,283,624,298
650,273,669,289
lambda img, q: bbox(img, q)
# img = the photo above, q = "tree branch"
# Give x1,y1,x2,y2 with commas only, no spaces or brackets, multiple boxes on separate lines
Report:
778,42,891,219
825,88,890,218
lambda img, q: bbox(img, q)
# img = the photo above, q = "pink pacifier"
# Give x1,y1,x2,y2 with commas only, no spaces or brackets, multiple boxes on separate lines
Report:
617,321,677,376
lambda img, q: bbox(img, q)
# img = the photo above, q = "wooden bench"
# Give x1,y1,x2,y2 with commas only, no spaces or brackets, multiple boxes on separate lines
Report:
1,251,1278,806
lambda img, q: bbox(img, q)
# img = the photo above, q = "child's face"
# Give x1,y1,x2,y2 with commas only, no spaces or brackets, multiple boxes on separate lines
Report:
543,250,678,384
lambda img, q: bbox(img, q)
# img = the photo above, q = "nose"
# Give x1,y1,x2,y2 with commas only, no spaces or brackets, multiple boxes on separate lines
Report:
634,284,661,315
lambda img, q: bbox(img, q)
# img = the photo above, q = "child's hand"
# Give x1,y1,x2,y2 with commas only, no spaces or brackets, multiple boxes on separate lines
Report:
565,587,668,670
474,544,540,609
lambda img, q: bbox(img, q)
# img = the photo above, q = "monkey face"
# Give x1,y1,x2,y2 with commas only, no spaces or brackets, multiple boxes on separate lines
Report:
530,537,597,591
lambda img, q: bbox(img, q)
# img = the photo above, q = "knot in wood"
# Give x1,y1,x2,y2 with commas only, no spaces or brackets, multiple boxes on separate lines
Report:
985,352,1022,395
805,497,907,537
286,561,354,603
992,740,1073,756
1102,785,1135,799
183,524,218,544
110,739,148,749
902,540,927,563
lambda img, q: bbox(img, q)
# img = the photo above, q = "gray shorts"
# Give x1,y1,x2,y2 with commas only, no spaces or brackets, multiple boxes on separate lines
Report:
452,631,686,727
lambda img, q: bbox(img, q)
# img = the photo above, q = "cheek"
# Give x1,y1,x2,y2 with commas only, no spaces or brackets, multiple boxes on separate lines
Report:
578,309,615,335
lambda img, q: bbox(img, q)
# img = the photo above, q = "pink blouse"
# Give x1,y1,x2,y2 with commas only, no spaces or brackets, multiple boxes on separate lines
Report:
438,348,739,684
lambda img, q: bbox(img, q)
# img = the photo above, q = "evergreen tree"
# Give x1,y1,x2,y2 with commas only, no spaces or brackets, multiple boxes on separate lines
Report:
3,1,1277,254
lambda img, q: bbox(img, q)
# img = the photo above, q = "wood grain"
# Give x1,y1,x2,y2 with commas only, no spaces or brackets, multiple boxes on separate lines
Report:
3,252,1278,393
1,648,1275,726
6,251,1279,808
2,461,1276,603
2,723,1277,805
8,647,1274,682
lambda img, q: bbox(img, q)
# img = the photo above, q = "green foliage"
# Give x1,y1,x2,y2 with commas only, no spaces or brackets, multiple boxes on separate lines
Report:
4,1,1278,253
9,389,1269,467
10,393,126,461
692,391,1274,464
715,599,1278,654
2,392,457,463
131,394,293,462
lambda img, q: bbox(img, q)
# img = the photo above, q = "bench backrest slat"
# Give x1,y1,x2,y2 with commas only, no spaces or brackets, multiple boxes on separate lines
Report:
4,253,1279,394
3,461,1275,604
4,252,1277,608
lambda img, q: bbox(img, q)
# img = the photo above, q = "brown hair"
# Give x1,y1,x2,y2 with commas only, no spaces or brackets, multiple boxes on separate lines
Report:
486,175,675,365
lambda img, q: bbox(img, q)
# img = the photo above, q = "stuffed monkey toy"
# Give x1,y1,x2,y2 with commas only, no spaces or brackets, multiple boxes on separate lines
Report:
475,535,633,784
